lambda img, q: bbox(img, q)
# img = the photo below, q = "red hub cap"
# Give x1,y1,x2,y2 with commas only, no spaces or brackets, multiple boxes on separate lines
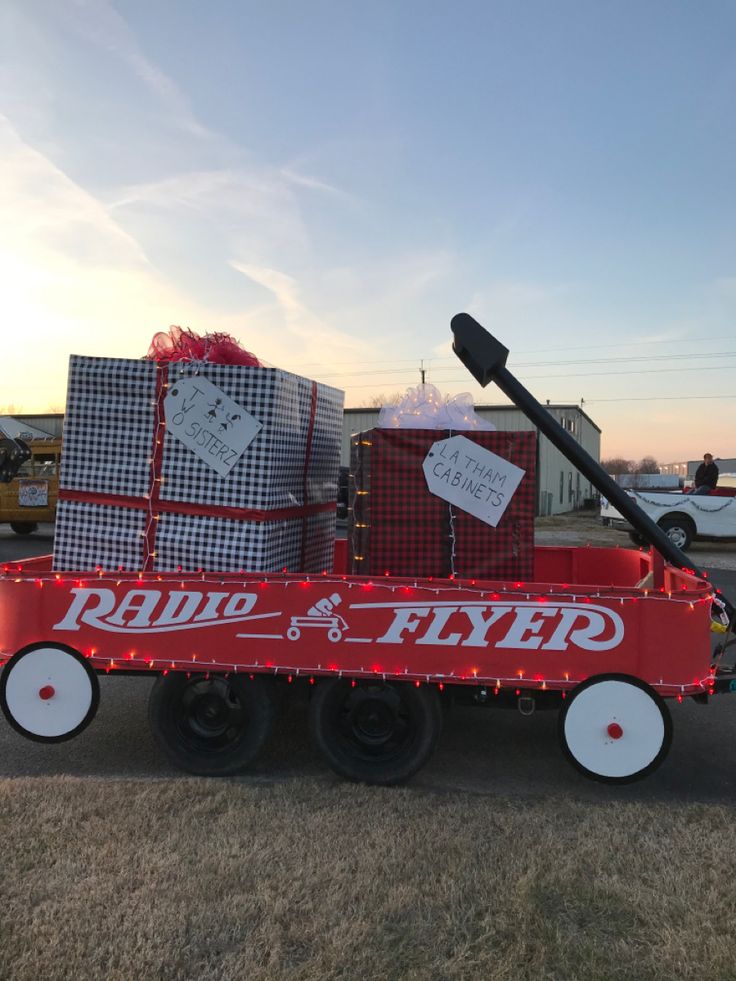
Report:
607,722,623,740
39,685,55,701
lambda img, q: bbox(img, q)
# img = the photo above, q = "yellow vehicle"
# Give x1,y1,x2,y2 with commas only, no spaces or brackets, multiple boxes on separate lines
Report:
0,439,61,534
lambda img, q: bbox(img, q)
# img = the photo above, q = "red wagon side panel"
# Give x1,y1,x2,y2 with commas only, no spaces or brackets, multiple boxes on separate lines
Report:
0,547,714,698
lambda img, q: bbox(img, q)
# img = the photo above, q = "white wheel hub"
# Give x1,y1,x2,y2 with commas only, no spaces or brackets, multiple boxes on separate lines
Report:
2,645,98,740
562,679,667,780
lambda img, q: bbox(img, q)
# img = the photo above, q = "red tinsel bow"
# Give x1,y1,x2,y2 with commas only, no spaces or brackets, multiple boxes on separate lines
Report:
146,326,261,366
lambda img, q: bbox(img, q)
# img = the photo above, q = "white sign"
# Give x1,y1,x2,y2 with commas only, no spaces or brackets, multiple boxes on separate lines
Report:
19,480,49,507
164,376,262,477
422,434,526,527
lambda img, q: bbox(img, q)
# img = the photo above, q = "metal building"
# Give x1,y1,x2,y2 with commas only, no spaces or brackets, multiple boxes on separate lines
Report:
342,403,601,516
11,414,64,439
660,457,736,480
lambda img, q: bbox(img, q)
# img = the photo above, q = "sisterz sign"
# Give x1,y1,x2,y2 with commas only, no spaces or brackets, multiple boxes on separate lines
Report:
422,434,526,527
164,376,262,477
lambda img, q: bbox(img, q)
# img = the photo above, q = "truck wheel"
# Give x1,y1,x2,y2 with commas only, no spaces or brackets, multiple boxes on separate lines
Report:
10,522,38,536
559,674,672,784
309,679,442,785
658,516,693,551
148,673,277,776
628,531,648,547
0,642,100,742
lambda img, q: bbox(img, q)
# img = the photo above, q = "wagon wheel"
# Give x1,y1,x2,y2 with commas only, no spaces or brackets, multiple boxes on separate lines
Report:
148,672,277,776
309,679,442,785
10,522,39,536
0,642,100,743
558,674,672,784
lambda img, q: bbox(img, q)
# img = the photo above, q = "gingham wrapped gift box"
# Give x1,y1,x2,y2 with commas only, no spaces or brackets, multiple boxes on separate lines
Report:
349,428,536,581
54,356,344,573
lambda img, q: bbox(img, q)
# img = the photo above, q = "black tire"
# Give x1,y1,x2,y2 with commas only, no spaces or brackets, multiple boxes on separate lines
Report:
10,522,38,536
309,678,442,785
148,672,277,776
628,531,649,547
658,516,693,551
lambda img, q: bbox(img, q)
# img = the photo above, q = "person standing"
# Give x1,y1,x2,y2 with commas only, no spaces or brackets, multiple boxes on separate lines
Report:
686,454,719,495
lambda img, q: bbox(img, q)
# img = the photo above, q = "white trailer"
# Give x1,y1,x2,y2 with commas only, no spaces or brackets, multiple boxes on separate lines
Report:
601,488,736,550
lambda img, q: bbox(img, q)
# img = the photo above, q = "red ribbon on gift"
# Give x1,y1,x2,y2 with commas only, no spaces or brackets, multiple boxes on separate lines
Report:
146,326,261,366
58,488,335,524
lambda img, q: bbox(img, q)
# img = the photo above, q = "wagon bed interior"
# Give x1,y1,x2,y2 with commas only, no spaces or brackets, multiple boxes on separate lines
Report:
9,540,711,599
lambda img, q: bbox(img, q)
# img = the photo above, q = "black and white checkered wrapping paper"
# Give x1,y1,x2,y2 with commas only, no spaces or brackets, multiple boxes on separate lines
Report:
54,501,147,572
54,356,344,573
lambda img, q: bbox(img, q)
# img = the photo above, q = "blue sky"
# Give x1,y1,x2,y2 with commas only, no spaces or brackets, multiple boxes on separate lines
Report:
1,0,734,460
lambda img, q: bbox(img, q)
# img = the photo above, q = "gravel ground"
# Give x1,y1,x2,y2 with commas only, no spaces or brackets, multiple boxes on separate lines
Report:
535,510,736,571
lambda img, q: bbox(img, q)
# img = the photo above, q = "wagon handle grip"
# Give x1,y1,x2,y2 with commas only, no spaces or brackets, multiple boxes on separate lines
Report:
451,312,735,622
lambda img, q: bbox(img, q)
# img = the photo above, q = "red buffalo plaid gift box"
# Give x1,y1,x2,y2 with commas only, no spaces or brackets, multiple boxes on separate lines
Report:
349,429,536,580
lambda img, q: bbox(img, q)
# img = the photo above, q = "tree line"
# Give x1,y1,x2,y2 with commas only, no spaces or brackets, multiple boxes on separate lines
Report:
600,456,659,475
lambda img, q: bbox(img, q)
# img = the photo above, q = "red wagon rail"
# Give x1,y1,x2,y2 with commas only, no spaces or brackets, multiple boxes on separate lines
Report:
0,546,715,697
0,541,723,786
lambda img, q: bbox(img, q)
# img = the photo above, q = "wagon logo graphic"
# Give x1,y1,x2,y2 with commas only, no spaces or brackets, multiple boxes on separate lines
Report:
53,587,280,634
287,593,348,643
352,601,625,652
52,588,624,653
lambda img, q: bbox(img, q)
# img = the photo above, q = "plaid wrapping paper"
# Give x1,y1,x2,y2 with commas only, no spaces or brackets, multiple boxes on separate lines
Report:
54,356,343,573
350,429,536,580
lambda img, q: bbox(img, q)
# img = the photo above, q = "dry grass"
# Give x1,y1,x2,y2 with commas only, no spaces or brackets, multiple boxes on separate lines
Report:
535,510,625,548
2,777,736,980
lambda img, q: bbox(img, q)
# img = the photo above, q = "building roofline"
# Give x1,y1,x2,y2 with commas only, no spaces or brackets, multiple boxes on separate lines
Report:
344,403,602,434
15,412,65,420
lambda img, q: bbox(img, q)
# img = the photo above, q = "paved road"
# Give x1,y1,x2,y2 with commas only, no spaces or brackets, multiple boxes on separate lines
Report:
2,523,736,803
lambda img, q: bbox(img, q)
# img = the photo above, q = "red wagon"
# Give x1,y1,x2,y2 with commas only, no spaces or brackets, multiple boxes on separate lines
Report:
0,316,733,785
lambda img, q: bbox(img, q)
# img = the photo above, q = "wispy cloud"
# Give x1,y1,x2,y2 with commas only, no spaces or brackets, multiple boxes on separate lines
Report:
0,114,150,269
67,0,213,140
0,116,233,408
280,167,357,203
0,113,378,406
0,1,459,409
230,261,373,367
108,167,311,262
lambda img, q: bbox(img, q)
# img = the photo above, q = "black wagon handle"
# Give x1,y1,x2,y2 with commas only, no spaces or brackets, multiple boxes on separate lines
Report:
450,311,735,622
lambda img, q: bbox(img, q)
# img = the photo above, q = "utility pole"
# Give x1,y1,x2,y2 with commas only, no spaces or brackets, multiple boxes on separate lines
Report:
420,360,426,385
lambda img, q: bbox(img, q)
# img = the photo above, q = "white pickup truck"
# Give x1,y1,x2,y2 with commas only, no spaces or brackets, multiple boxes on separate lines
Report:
601,486,736,551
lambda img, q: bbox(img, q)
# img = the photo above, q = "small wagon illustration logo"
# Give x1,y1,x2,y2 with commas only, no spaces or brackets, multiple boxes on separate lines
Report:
287,593,347,643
